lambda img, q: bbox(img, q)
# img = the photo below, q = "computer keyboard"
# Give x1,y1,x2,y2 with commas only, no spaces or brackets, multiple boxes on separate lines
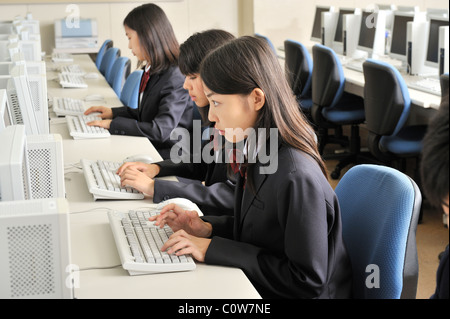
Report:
58,73,88,88
59,64,85,75
344,60,364,72
53,97,86,116
52,52,74,63
108,209,196,275
80,159,144,200
406,77,441,96
66,115,111,139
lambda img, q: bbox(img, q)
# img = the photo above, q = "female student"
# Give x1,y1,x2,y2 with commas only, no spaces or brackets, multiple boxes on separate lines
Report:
117,29,236,215
85,3,193,159
150,36,353,299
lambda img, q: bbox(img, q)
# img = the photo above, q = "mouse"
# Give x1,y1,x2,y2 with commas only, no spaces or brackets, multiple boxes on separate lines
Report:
84,94,104,102
156,197,197,212
123,154,154,164
84,72,99,79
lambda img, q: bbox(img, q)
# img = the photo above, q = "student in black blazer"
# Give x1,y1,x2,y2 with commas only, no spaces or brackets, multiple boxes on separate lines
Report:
84,3,193,159
117,30,236,215
151,37,353,299
420,94,449,299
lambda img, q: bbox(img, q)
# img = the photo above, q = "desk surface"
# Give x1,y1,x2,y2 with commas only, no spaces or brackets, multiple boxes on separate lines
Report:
48,54,261,299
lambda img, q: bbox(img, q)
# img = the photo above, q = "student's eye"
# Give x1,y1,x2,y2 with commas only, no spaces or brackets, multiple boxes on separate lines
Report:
189,75,197,80
212,101,220,107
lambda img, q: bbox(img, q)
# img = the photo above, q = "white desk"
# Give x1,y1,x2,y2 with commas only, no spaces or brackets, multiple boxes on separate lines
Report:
48,55,261,299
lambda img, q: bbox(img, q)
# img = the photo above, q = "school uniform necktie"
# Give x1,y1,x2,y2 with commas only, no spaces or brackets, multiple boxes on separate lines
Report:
139,69,150,93
229,148,246,178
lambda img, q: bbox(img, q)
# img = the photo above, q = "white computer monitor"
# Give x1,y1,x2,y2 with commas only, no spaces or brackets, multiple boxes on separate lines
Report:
310,6,332,43
0,197,73,299
0,23,13,34
425,16,449,69
17,40,41,61
332,8,358,53
426,8,449,18
389,11,416,62
0,125,31,201
27,72,49,134
357,10,386,58
0,89,12,132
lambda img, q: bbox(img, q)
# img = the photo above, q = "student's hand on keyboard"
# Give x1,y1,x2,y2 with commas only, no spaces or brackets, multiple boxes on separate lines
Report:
161,229,211,263
150,204,212,238
87,118,112,129
118,166,155,197
84,105,113,119
117,162,160,178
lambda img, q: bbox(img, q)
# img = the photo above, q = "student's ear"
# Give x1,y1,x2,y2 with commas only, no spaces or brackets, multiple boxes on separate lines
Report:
249,88,265,111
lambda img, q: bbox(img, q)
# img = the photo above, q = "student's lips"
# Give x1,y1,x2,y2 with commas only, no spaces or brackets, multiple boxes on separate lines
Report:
215,127,225,135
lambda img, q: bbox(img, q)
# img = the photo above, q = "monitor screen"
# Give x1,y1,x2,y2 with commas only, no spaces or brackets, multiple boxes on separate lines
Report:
0,89,12,132
390,13,414,56
334,9,356,42
358,11,378,50
426,18,449,63
311,6,330,40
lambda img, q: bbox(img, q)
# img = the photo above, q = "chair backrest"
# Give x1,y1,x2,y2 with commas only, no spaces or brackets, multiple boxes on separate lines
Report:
99,47,120,79
440,73,449,98
95,39,113,69
108,57,131,96
335,164,421,299
120,69,143,109
362,59,411,137
284,39,313,97
311,44,345,109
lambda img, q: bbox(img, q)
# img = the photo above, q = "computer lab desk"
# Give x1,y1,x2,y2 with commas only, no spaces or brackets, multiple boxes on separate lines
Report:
47,55,261,299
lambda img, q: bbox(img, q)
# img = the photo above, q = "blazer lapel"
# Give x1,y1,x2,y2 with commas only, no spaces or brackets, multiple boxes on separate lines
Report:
240,163,267,222
138,72,160,113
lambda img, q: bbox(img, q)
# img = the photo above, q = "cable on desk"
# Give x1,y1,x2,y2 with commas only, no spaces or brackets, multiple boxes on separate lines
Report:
78,264,122,272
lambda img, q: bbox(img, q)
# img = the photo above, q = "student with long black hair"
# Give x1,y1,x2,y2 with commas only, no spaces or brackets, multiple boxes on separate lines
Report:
150,36,352,298
85,3,193,159
117,29,236,215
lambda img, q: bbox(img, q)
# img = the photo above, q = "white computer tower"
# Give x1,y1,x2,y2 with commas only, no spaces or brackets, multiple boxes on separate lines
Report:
0,198,73,299
26,133,65,199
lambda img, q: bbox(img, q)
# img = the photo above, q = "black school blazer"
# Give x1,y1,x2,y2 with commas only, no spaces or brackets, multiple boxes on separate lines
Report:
110,65,193,157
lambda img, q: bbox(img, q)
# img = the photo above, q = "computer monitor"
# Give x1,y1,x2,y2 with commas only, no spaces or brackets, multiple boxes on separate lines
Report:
17,40,41,61
27,73,49,134
0,125,31,201
0,23,13,34
311,6,332,42
425,16,449,68
427,8,449,18
389,12,415,62
0,197,73,299
0,89,12,132
333,8,358,53
357,10,386,58
0,124,65,201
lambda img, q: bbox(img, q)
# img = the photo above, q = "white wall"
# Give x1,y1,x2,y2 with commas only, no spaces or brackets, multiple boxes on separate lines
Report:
0,0,239,69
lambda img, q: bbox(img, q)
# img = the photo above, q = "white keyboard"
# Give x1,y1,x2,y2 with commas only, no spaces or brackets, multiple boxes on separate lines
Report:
66,115,111,139
60,64,85,75
53,97,86,116
345,60,364,72
108,209,196,275
80,159,144,200
52,52,74,63
407,77,441,96
59,73,88,88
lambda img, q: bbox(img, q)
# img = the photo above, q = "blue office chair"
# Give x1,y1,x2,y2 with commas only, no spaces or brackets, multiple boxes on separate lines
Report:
311,44,366,179
335,164,421,299
255,33,278,55
95,39,113,69
362,59,428,172
284,39,313,113
108,57,131,97
120,69,143,109
99,47,120,79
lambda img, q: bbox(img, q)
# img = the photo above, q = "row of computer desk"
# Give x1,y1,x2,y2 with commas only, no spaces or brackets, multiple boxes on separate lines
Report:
46,54,261,299
47,52,441,299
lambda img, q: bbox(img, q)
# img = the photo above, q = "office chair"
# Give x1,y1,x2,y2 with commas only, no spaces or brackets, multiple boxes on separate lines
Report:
335,164,421,299
362,59,427,172
99,47,120,80
108,57,131,97
255,33,279,56
95,39,113,70
120,69,143,109
311,44,366,179
283,39,313,115
440,73,449,98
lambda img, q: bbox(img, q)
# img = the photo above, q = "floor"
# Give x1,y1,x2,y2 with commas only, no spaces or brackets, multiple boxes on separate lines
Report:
324,153,448,299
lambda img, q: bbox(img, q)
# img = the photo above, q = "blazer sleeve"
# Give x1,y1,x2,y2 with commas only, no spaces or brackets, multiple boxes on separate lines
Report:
204,171,340,299
109,71,190,145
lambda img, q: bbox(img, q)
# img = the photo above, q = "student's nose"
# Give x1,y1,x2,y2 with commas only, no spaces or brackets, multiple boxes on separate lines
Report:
183,77,190,90
208,104,217,123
